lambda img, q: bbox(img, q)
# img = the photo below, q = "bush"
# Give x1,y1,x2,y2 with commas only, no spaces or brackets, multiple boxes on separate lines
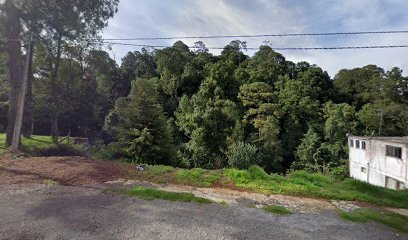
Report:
330,159,349,180
89,140,117,160
228,142,261,169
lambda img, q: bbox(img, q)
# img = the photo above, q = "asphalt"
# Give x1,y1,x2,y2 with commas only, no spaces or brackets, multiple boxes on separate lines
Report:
0,184,405,240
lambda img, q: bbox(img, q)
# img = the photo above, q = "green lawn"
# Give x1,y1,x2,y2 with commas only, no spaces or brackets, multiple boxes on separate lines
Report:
141,165,408,209
0,133,84,156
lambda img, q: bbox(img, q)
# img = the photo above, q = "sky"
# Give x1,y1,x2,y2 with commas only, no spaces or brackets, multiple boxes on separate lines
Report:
102,0,408,77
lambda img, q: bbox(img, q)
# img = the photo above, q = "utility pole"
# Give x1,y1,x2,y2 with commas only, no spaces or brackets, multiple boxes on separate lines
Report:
11,34,33,151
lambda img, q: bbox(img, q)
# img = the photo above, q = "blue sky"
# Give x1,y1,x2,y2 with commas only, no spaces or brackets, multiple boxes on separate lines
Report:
102,0,408,77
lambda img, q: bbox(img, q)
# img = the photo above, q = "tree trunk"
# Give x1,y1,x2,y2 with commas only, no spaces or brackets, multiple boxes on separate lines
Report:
23,41,34,138
50,35,62,142
5,0,23,147
51,115,58,142
11,36,33,151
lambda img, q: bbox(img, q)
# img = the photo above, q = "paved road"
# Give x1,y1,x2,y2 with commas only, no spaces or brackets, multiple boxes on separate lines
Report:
0,184,404,240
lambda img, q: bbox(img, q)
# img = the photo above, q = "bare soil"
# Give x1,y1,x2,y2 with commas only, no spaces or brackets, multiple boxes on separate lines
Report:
0,155,128,185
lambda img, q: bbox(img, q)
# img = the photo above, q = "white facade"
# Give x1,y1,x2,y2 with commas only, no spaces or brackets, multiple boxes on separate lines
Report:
348,136,408,190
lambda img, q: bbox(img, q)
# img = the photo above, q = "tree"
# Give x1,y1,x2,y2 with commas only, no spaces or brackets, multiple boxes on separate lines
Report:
333,65,385,107
238,82,283,171
105,79,176,165
3,0,23,146
180,51,215,97
294,128,323,172
155,41,192,98
357,100,408,136
277,74,322,167
1,0,119,146
246,45,287,88
121,48,158,81
323,102,358,160
175,78,238,169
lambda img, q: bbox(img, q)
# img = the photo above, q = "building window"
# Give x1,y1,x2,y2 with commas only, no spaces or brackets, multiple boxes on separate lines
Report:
386,145,402,159
350,140,354,148
385,176,402,190
355,140,360,149
361,141,366,150
361,167,367,173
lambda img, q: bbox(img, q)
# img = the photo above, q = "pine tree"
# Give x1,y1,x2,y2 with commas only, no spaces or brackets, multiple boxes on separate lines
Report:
106,79,176,165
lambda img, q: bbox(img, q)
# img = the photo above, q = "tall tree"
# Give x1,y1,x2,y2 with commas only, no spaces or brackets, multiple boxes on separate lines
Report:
105,79,176,165
3,0,23,146
238,82,283,171
175,78,238,169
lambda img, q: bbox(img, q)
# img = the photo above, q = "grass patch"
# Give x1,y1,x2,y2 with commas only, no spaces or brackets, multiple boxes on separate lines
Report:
42,179,59,186
224,168,408,209
0,133,85,156
147,165,175,175
263,205,291,215
337,208,408,233
126,186,212,203
136,165,408,209
174,168,223,187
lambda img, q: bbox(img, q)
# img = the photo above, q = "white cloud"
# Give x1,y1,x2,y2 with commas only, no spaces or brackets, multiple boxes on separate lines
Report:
103,0,408,76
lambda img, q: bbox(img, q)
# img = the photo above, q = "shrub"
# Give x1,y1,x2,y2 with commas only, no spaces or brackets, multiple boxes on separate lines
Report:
228,142,261,169
330,159,349,180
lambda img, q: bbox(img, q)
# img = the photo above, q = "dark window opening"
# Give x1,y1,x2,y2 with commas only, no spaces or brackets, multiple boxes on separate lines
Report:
386,145,402,159
356,140,360,149
350,140,354,148
361,141,366,150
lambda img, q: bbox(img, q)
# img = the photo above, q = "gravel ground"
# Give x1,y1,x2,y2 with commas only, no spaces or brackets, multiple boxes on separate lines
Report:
0,184,405,240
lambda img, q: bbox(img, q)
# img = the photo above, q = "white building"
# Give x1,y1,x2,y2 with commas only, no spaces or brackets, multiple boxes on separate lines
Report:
348,135,408,190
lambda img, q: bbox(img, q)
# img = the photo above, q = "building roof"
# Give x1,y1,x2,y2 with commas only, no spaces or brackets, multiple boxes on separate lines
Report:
349,136,408,144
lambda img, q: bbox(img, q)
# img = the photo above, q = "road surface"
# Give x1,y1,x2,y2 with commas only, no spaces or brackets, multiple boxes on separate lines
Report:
0,184,404,240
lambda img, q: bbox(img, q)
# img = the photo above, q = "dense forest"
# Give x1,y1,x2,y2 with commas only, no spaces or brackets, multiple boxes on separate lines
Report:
1,0,408,174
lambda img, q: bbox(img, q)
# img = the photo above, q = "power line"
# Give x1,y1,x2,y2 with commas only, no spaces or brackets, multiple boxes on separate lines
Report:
99,30,408,41
102,41,408,51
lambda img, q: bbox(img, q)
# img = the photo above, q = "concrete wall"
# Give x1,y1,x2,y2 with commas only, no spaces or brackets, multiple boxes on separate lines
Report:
349,138,370,183
349,137,407,190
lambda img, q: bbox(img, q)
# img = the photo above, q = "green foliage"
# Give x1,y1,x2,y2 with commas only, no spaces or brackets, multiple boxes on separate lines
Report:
175,168,223,187
105,79,176,165
357,100,408,136
337,208,408,233
223,166,408,208
147,165,175,175
175,78,239,169
263,205,291,215
124,186,212,203
294,128,325,172
228,142,261,169
238,82,283,171
245,45,288,86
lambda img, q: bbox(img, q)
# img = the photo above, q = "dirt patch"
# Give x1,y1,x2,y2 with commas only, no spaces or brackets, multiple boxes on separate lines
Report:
0,155,128,185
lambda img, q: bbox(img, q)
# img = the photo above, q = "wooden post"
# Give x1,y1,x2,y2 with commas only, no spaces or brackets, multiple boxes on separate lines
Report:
11,35,33,151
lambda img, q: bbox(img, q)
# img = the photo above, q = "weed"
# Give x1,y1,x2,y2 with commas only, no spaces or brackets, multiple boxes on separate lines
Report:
126,186,213,203
175,168,222,187
42,179,59,186
337,208,408,233
147,165,175,175
263,205,291,215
